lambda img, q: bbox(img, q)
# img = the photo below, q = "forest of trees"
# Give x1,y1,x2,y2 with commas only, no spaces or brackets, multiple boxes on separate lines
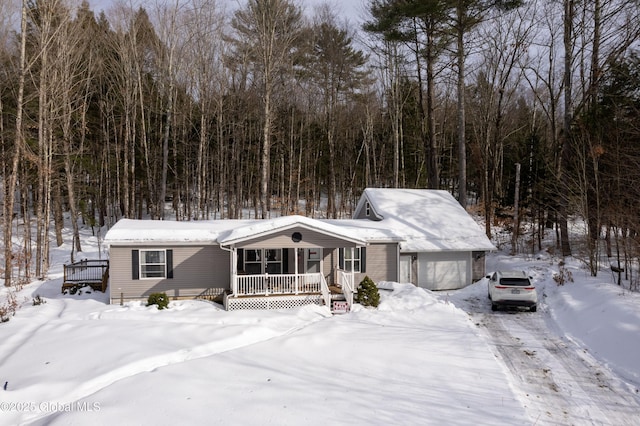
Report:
1,0,640,287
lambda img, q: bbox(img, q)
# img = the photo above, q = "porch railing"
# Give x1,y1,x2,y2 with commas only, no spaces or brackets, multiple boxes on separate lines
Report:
235,273,323,296
62,259,109,292
337,269,355,308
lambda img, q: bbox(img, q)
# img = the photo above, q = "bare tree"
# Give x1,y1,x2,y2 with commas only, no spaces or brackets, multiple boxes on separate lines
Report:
154,0,187,219
230,0,304,218
306,7,369,218
3,0,27,286
182,0,227,219
469,4,534,240
364,0,450,190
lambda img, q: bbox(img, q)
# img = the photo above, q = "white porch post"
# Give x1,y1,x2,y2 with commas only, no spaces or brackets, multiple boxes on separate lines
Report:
231,247,237,296
351,247,355,287
294,247,299,294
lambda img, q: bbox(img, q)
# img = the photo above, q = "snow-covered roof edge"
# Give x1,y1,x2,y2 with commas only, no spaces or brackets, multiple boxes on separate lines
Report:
104,218,233,245
218,215,367,246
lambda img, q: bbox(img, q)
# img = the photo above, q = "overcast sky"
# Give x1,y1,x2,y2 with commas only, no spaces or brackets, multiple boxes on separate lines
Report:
88,0,368,24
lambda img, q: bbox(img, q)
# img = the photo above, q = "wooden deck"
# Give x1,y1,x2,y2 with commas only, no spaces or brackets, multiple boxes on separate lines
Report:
62,259,109,293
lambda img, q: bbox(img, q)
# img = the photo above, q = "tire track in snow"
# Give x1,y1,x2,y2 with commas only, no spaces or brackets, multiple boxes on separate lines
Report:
473,310,640,425
515,315,640,425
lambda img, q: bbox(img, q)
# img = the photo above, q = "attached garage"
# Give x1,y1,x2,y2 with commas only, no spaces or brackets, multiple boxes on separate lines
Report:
352,188,495,291
416,251,471,291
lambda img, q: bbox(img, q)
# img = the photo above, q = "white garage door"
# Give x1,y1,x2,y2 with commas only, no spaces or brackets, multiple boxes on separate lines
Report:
417,251,470,290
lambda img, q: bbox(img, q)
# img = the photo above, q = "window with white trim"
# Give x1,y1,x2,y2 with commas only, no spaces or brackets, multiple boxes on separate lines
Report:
341,247,364,273
140,249,167,278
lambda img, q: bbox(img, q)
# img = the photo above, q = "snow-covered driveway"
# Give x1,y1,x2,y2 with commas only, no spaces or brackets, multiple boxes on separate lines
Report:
447,284,640,425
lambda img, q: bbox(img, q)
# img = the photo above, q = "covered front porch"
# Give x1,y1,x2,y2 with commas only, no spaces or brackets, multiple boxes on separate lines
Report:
217,215,366,312
223,269,355,311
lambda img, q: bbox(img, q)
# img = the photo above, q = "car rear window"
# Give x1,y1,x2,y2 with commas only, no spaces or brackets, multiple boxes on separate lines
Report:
499,278,531,286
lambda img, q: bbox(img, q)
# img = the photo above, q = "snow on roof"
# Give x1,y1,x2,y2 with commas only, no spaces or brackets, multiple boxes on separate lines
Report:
217,215,366,245
105,216,368,246
104,189,495,252
358,188,496,252
103,218,253,244
323,219,403,242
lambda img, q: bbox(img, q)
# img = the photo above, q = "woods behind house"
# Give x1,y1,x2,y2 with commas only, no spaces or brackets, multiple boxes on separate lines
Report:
1,0,640,288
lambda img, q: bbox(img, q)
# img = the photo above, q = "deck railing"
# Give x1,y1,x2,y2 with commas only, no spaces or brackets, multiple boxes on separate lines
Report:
235,273,323,296
63,259,110,292
337,269,355,308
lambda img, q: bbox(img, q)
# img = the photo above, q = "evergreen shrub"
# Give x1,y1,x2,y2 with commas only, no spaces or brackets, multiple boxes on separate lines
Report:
147,292,170,310
354,276,380,307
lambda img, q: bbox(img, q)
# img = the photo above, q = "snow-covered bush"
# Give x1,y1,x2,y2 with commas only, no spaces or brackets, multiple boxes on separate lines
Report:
147,292,170,310
553,262,574,286
355,276,380,307
0,292,18,323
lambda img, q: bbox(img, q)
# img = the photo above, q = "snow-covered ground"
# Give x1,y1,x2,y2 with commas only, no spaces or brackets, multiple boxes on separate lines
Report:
1,225,639,425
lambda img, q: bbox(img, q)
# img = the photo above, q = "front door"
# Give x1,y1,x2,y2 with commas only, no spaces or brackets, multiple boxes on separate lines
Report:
242,248,282,274
399,254,413,284
305,248,322,273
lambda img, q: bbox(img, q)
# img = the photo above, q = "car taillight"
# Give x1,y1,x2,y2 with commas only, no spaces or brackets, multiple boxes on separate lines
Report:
524,287,535,290
495,286,507,289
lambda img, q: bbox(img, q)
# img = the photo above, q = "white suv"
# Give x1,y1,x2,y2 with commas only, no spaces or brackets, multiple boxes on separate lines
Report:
487,271,537,312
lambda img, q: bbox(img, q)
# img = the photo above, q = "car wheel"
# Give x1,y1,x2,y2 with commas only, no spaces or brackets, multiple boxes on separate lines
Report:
491,303,498,311
530,305,537,313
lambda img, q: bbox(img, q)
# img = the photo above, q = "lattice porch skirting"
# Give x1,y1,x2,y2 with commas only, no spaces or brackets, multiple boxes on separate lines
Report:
223,293,324,311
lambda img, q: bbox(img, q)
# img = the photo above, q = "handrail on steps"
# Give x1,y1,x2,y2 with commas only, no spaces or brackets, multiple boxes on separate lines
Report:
337,269,355,309
320,274,331,308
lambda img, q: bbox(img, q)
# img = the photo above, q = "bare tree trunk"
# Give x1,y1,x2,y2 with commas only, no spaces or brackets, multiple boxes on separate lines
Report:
159,82,172,220
511,163,521,255
35,2,57,278
426,22,438,189
135,64,153,217
456,4,467,208
559,0,574,257
157,0,183,220
327,126,337,218
53,180,64,247
3,0,27,287
260,87,272,219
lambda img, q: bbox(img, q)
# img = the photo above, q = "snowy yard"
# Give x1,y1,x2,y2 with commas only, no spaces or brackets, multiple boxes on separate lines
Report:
1,231,640,425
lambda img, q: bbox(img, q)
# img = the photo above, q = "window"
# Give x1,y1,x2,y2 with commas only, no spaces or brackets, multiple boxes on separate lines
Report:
140,250,166,278
265,249,282,274
135,249,171,279
339,247,366,273
241,249,283,274
244,249,262,274
365,202,370,217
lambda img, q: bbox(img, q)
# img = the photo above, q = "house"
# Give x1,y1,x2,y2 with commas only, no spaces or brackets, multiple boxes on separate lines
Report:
104,188,495,311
